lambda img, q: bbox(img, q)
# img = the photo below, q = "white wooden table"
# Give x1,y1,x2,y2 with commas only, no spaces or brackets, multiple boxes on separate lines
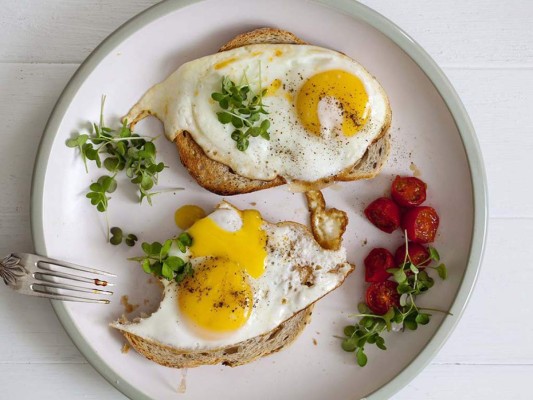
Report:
0,1,531,398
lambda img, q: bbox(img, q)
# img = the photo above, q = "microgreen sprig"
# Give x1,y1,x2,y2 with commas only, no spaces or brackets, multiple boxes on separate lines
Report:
129,233,194,282
212,74,271,151
66,96,181,206
67,96,183,243
85,175,117,240
109,227,138,247
341,235,449,366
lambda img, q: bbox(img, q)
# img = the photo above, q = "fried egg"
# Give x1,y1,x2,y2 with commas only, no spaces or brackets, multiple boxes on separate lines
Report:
126,44,390,182
112,202,353,349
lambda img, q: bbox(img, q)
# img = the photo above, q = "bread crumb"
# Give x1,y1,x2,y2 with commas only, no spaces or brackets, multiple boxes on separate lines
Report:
312,338,318,346
177,368,187,393
249,202,257,206
121,343,131,354
410,162,421,177
121,295,139,314
361,239,368,246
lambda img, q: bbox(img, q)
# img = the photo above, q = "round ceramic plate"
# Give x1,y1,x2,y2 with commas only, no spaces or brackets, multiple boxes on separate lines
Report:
31,0,487,399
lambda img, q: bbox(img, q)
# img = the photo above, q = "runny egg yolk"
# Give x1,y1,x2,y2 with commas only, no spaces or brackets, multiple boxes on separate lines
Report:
178,257,253,332
178,209,267,332
296,69,369,137
187,209,267,279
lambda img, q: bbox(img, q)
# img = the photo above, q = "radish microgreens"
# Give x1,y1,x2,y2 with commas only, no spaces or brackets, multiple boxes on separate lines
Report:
129,233,194,282
66,96,182,242
109,227,138,247
211,71,270,151
341,235,449,367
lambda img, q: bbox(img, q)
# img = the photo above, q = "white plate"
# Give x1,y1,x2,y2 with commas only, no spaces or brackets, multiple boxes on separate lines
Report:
31,0,487,399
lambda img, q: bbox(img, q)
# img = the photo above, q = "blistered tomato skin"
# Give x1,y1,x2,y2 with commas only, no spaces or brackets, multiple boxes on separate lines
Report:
364,197,401,234
391,176,427,207
401,206,440,244
395,242,430,267
365,281,400,315
364,248,395,283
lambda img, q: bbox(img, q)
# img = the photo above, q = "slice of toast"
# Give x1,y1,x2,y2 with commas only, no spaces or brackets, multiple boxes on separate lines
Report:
130,28,391,195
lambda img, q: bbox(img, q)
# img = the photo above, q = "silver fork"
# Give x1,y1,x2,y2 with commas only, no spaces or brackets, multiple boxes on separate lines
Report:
1,253,115,304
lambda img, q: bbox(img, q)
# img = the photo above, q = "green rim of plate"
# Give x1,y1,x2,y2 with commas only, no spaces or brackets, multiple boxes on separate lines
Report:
30,0,488,398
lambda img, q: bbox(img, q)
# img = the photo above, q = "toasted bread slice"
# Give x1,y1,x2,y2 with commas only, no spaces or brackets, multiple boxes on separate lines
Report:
128,28,391,195
112,202,354,369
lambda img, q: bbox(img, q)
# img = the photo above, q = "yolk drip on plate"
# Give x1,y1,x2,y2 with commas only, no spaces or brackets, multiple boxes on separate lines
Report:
178,209,267,332
174,205,206,230
296,69,369,137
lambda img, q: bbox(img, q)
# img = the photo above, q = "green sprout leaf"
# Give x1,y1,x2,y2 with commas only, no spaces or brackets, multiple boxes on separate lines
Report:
211,72,271,152
178,232,193,247
358,302,371,314
344,325,356,337
161,262,174,280
375,336,387,350
141,259,151,274
160,239,172,258
404,320,418,330
428,247,440,262
436,263,448,280
342,337,358,352
131,235,194,282
109,227,122,245
125,234,138,247
415,313,431,325
356,348,368,367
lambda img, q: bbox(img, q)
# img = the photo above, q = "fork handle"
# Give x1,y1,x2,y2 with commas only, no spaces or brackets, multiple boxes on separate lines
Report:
0,254,25,287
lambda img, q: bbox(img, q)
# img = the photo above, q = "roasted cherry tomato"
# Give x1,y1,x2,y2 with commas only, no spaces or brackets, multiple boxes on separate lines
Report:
394,242,430,267
391,175,427,207
366,281,400,315
364,197,401,233
364,248,395,282
401,206,440,243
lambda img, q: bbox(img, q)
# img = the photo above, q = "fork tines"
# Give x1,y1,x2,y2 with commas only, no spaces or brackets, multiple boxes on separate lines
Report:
7,253,116,304
35,257,115,304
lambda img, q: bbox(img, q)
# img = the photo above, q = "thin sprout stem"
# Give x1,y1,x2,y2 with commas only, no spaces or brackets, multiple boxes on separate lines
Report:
100,95,106,129
418,307,453,315
109,136,155,141
105,211,110,243
409,294,419,311
348,313,387,321
402,230,410,267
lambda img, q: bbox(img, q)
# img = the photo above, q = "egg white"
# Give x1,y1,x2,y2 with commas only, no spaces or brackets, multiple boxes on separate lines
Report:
113,203,353,350
126,44,389,182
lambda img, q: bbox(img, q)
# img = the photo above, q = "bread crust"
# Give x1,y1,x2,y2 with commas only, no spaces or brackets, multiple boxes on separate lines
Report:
118,306,313,368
